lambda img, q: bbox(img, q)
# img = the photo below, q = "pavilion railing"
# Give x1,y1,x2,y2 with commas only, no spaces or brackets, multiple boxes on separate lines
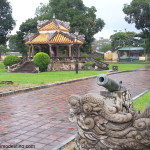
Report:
51,57,109,70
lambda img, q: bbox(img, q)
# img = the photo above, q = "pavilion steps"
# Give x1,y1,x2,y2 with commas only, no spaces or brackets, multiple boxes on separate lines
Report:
14,62,37,73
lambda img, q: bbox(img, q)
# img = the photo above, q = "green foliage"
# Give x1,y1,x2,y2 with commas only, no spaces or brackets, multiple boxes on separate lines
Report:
0,63,6,72
81,53,89,57
0,0,15,45
133,91,150,112
100,44,112,52
144,38,150,54
0,45,8,53
14,18,38,55
123,0,150,35
84,61,95,66
35,3,52,20
35,0,105,52
96,57,104,62
3,55,20,66
0,62,148,89
108,63,147,71
110,32,141,50
0,45,9,58
19,18,38,34
33,52,50,72
123,0,150,53
8,35,18,51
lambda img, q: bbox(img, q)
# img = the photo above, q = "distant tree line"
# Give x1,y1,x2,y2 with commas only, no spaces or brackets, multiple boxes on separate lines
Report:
1,0,150,56
94,0,150,53
9,0,105,55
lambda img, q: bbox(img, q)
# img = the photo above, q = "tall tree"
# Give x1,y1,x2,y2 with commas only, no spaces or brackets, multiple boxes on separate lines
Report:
0,0,15,45
35,0,105,52
100,44,112,52
35,3,52,20
110,32,141,50
123,0,150,53
15,18,38,55
8,35,17,51
0,45,9,59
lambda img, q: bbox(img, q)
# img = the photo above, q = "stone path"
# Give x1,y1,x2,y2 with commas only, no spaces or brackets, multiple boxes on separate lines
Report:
0,66,150,150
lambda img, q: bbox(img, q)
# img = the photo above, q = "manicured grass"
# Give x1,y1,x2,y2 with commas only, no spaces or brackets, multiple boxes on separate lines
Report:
0,62,148,85
0,61,149,92
0,63,6,73
0,71,106,85
133,91,150,112
108,62,149,71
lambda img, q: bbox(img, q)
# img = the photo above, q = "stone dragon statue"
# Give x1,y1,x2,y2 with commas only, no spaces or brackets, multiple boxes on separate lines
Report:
68,74,150,150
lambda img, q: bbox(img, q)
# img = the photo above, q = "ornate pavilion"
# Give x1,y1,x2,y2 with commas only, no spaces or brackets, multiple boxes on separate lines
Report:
24,18,85,58
22,18,108,71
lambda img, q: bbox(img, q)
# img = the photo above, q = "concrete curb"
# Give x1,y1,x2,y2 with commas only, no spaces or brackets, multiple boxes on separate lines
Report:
1,69,150,98
0,75,97,97
53,135,76,150
132,89,149,101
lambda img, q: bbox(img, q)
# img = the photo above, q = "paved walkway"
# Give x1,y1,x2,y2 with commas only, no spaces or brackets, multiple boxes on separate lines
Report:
0,66,150,150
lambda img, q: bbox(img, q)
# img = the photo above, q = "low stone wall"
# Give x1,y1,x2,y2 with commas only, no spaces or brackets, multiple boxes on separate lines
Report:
50,61,84,71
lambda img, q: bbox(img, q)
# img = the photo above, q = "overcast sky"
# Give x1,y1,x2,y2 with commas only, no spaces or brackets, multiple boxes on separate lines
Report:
8,0,140,39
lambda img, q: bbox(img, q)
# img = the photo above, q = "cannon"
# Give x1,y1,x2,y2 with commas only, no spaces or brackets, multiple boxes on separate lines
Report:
96,74,132,112
97,74,125,92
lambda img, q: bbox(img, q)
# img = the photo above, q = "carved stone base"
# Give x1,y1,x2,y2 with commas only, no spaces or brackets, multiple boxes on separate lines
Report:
68,93,150,150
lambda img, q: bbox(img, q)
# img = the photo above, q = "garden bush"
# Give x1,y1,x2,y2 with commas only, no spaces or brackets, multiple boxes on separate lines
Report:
3,55,21,66
96,57,104,62
84,61,95,66
81,53,89,57
33,52,50,72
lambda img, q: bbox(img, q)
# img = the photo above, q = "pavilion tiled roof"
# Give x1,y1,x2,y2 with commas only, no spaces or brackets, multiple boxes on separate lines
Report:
25,19,85,45
38,20,69,32
25,31,84,44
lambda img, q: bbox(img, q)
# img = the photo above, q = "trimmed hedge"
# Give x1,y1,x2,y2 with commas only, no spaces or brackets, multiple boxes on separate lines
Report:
33,52,50,72
96,57,104,62
84,61,95,66
81,53,89,57
3,55,21,66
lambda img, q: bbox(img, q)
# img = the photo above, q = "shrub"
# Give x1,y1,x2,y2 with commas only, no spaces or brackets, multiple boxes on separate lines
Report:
33,52,50,72
81,53,89,57
3,55,21,66
96,57,104,62
84,61,95,66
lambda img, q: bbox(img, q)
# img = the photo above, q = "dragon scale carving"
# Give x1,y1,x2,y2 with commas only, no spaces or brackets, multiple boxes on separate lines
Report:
68,74,150,150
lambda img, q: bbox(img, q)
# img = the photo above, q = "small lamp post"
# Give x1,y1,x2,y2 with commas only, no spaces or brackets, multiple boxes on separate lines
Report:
74,29,79,74
75,57,78,74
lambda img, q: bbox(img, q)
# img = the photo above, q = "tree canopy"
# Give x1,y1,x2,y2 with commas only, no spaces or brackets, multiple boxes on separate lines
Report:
100,44,112,52
110,32,143,50
0,45,9,59
123,0,150,36
123,0,150,53
10,18,38,55
9,35,17,51
0,0,15,45
13,0,105,54
35,0,105,52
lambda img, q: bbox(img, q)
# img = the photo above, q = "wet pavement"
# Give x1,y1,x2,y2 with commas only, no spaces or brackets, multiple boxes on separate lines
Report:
0,66,150,149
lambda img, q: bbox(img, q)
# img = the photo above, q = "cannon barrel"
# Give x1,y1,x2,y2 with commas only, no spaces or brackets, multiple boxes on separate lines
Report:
97,74,122,92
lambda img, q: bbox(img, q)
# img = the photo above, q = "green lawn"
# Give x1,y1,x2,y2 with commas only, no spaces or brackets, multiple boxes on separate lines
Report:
0,71,106,85
133,91,150,112
0,63,6,73
108,62,149,71
0,61,149,92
